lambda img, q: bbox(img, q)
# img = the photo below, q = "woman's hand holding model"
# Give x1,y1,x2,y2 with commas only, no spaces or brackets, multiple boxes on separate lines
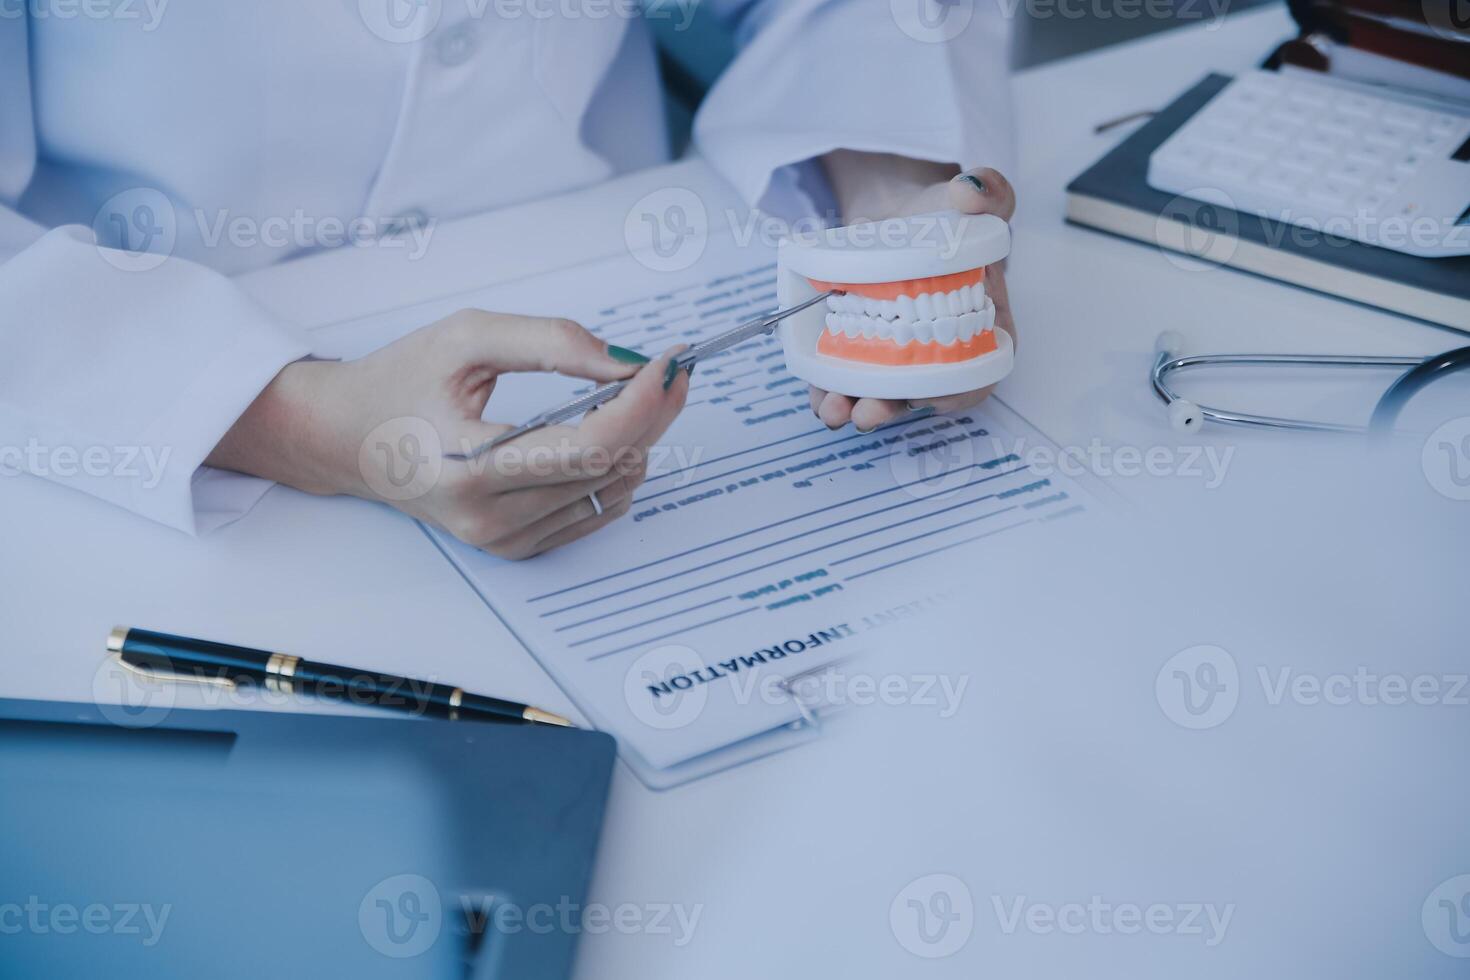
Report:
811,153,1019,433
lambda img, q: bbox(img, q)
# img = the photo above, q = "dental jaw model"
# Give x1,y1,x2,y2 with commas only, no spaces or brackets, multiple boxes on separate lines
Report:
776,211,1012,400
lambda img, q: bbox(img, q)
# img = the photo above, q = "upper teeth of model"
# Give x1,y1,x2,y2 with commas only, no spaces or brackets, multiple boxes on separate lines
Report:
824,285,994,345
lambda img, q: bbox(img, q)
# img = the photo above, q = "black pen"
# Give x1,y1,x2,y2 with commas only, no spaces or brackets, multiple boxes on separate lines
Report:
107,626,574,727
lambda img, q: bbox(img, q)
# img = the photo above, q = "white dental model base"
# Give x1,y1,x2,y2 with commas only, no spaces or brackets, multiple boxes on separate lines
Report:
776,211,1012,401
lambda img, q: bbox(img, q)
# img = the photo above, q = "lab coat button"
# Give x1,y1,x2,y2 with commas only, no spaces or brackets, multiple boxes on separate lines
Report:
435,23,476,67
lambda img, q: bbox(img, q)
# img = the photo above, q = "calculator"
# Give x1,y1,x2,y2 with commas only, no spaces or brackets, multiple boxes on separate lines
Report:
1147,70,1470,258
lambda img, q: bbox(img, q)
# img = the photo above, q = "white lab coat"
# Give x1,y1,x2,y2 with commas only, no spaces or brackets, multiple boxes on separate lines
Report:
0,1,1012,533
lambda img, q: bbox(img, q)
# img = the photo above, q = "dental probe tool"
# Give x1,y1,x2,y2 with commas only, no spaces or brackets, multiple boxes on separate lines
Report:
445,290,839,462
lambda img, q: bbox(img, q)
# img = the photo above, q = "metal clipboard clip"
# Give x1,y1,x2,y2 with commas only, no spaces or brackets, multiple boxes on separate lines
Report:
776,656,862,732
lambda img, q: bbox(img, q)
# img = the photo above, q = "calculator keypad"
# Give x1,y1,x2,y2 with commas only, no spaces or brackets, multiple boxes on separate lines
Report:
1148,71,1470,258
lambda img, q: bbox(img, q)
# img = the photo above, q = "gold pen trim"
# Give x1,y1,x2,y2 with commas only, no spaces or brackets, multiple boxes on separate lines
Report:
522,706,575,728
106,626,236,690
264,653,301,695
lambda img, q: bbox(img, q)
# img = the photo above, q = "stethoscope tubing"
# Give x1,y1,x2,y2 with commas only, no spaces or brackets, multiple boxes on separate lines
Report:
1151,348,1425,434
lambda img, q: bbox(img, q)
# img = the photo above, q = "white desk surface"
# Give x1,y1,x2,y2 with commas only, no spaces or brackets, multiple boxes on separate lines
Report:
5,6,1466,977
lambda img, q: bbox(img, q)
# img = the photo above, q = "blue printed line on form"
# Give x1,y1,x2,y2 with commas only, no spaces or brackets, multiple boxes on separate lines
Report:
633,414,943,504
843,520,1035,581
638,427,836,487
738,391,802,409
556,594,733,637
579,505,1029,658
833,507,1018,568
531,461,1026,603
586,607,760,662
567,596,734,647
544,477,1032,621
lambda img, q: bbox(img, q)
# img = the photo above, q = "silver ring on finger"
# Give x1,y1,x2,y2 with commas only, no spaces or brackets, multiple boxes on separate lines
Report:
587,490,603,517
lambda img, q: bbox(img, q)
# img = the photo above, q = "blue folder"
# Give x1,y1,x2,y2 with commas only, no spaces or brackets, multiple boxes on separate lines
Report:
0,697,615,979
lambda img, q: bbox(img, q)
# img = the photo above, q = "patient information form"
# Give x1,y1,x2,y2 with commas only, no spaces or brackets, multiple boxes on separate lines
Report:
325,229,1089,773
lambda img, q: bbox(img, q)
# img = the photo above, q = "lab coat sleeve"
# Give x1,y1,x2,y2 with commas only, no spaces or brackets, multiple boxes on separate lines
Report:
0,10,310,535
0,223,314,534
693,0,1014,214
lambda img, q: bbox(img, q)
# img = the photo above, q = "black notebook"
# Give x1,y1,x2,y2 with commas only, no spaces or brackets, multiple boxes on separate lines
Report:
1065,74,1470,331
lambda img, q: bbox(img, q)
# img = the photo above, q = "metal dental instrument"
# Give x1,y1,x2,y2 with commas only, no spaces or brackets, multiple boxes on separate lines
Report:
446,290,839,462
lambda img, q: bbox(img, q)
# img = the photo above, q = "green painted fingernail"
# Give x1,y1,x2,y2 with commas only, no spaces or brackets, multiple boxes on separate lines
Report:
954,173,986,195
608,345,651,365
663,359,680,390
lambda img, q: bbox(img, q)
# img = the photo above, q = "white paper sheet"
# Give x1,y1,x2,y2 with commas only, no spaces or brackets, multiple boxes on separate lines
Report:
320,229,1092,780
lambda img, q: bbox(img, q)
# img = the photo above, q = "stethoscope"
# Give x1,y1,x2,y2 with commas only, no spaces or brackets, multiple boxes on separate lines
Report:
1151,330,1470,435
